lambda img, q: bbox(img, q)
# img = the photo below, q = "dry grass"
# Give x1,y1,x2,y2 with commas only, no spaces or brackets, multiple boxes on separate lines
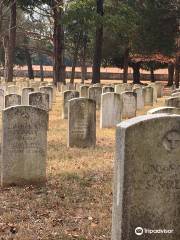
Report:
0,89,167,240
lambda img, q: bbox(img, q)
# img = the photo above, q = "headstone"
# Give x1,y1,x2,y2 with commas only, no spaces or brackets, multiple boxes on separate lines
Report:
66,83,76,90
68,98,96,148
1,106,48,186
171,92,180,97
102,86,114,93
115,84,123,94
30,82,39,91
29,92,50,111
149,83,157,103
121,91,137,118
133,88,144,110
88,86,102,110
22,87,34,105
147,106,180,115
7,85,19,95
155,82,164,98
112,114,180,240
165,97,180,108
62,90,80,119
100,93,121,128
40,86,53,110
143,86,153,106
172,89,180,94
0,89,5,110
5,94,21,108
80,85,89,98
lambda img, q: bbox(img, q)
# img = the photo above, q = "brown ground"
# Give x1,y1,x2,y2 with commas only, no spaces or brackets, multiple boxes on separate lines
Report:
0,84,167,240
14,65,168,75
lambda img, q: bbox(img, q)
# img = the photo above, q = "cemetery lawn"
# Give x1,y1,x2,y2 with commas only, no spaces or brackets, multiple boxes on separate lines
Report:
0,90,166,240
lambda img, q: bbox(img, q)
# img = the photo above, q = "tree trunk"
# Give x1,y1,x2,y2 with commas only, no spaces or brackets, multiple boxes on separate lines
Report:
92,0,104,84
5,0,16,82
70,37,80,84
52,0,65,85
150,68,155,82
0,2,3,47
167,63,174,86
175,54,180,88
123,48,129,83
81,34,88,83
25,49,34,80
39,53,44,82
132,63,141,84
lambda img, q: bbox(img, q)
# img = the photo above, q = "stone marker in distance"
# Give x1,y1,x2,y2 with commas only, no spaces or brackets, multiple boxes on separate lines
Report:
68,98,96,148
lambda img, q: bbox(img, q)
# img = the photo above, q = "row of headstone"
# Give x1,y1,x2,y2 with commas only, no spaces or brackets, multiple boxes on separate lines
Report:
0,86,53,111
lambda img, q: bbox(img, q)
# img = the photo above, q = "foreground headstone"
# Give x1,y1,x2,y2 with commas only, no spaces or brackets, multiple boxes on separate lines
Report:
40,86,53,110
1,106,48,186
165,97,180,108
143,86,153,106
121,91,137,118
5,94,21,108
68,98,96,148
62,90,80,119
22,87,34,105
29,92,50,111
112,114,180,240
147,106,180,115
88,86,102,109
100,93,121,128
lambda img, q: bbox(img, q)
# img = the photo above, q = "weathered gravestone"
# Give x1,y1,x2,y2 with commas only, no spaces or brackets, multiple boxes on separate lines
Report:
102,86,114,93
121,91,137,118
165,97,180,108
112,114,180,240
5,94,21,108
143,86,154,106
80,85,89,98
22,87,34,105
172,89,180,94
115,84,132,94
40,86,53,110
100,93,121,128
62,90,80,119
133,88,144,110
68,98,96,148
171,92,180,97
47,84,56,102
88,86,102,110
155,81,164,98
7,85,19,95
29,92,50,111
149,83,157,103
0,89,5,110
1,106,48,186
147,106,180,115
30,82,40,91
